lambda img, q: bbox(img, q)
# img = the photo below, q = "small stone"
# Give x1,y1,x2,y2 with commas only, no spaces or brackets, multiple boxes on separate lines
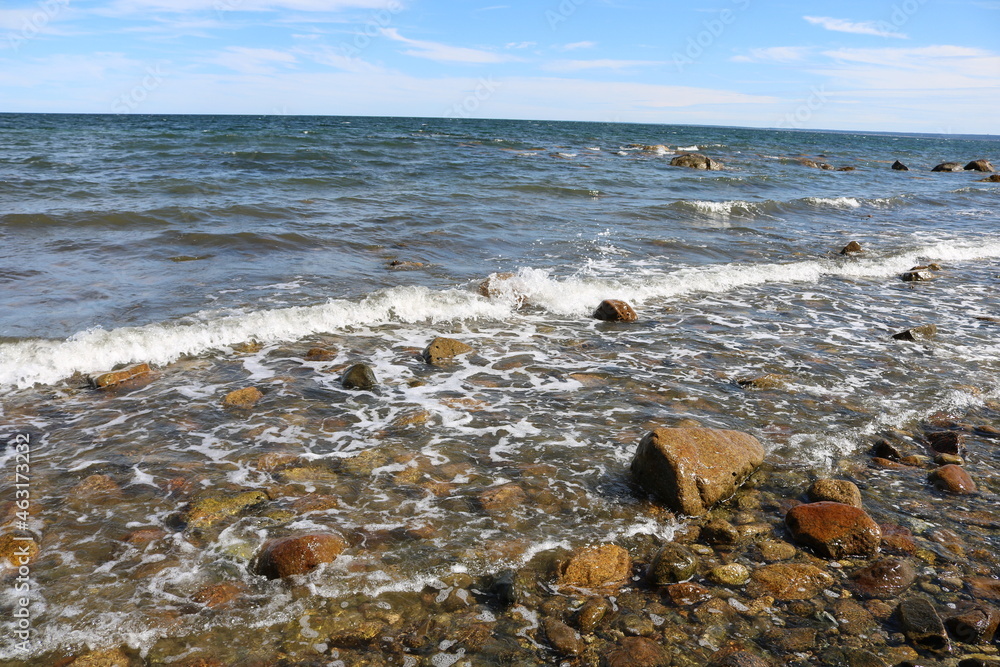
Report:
832,598,879,636
928,464,977,494
666,581,712,606
702,518,741,545
489,569,520,607
0,533,39,570
222,386,263,408
304,347,335,361
543,617,584,656
891,160,909,171
900,271,934,283
558,544,631,589
602,636,670,667
706,645,771,667
254,533,346,579
593,299,638,322
850,558,917,598
88,363,151,389
479,484,527,514
927,431,964,455
422,336,473,364
708,563,750,586
899,454,932,467
341,363,377,391
892,324,937,340
748,563,834,601
191,582,245,609
934,453,964,466
577,596,610,632
759,540,797,561
945,602,1000,644
785,501,882,558
231,341,263,353
871,439,903,460
735,374,784,390
807,479,863,508
67,647,135,666
841,241,864,255
183,490,267,529
898,596,950,654
647,543,698,585
70,474,122,499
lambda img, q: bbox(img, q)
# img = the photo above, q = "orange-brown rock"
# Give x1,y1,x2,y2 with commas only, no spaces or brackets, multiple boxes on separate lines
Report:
748,563,834,601
70,474,122,499
879,523,917,554
966,577,1000,600
0,533,39,569
602,636,669,667
124,528,167,547
255,533,346,579
479,483,527,514
593,299,638,322
850,558,917,598
221,387,263,408
944,602,1000,644
422,336,473,364
557,544,631,589
840,241,863,255
785,501,881,558
88,363,151,389
67,647,137,666
630,428,765,516
806,479,862,507
192,582,245,609
665,582,712,606
304,347,336,361
928,464,976,494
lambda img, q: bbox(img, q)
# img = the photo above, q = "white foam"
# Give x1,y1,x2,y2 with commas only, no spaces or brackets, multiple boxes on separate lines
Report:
804,196,862,208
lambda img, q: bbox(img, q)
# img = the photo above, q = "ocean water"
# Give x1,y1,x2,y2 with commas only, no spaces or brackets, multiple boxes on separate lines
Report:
0,114,998,663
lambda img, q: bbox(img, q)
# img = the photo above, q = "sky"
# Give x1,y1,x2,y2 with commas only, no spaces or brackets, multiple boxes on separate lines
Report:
1,0,998,133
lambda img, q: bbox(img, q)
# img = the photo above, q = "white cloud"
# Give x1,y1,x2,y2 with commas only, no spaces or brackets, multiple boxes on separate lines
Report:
544,59,665,72
505,41,536,50
815,45,1000,90
560,41,596,51
731,47,809,63
381,28,513,63
103,0,393,14
207,46,296,74
803,16,907,39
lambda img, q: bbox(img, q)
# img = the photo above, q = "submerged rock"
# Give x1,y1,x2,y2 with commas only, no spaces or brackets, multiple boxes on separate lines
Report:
944,602,1000,644
221,387,263,408
422,336,473,364
850,558,917,598
892,324,937,341
898,596,950,654
807,479,863,508
926,430,964,455
964,159,995,172
900,270,934,282
557,543,631,589
932,162,964,172
543,617,584,656
748,563,834,601
706,645,772,667
479,483,527,514
841,240,864,255
577,596,610,632
647,543,698,585
928,464,977,494
593,299,638,322
784,501,881,558
670,152,723,170
630,427,765,516
892,160,909,171
708,563,750,586
88,363,151,389
255,533,346,579
602,636,670,667
341,363,378,391
978,174,1000,182
304,347,336,361
183,490,267,529
735,374,785,390
0,533,39,569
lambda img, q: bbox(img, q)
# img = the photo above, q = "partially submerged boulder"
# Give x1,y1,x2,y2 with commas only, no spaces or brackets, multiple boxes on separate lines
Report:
222,387,263,408
892,324,937,341
557,543,631,589
891,160,909,171
341,363,378,391
931,162,963,172
978,174,1000,183
784,501,881,558
593,299,638,322
88,363,151,389
928,464,977,494
840,241,864,255
670,153,723,170
255,533,346,579
422,336,473,365
630,428,765,516
964,159,995,172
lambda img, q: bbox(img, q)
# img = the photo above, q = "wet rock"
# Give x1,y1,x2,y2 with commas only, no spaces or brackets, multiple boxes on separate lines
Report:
893,324,937,342
671,152,723,170
841,241,864,255
422,336,473,365
978,174,1000,182
965,159,995,172
479,483,527,514
68,647,138,666
191,582,245,609
785,501,881,558
708,563,750,586
221,387,263,408
706,645,771,667
758,539,797,561
735,374,785,390
387,259,424,270
898,596,950,654
666,581,713,606
630,428,765,516
183,490,268,529
304,347,335,361
602,636,670,667
872,439,903,460
928,464,977,494
934,453,964,466
341,363,378,391
255,533,346,579
945,602,1000,644
892,160,909,171
558,543,631,589
926,431,964,455
797,158,829,170
478,272,527,305
70,474,122,499
647,543,698,585
594,299,638,322
0,533,39,569
489,569,520,608
544,617,585,656
807,479,863,507
618,613,656,636
124,528,167,547
702,518,742,545
231,341,263,354
850,558,917,598
966,577,1000,600
748,563,834,601
819,648,887,667
932,162,963,172
832,598,879,636
900,270,935,283
88,363,151,389
577,596,611,632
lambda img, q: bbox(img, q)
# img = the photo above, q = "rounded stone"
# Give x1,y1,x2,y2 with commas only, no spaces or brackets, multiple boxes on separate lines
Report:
807,479,863,508
558,544,631,589
850,558,918,598
255,533,346,579
928,465,977,494
785,501,882,559
748,563,834,601
341,363,378,391
593,299,638,322
647,543,698,585
222,386,263,408
708,563,750,586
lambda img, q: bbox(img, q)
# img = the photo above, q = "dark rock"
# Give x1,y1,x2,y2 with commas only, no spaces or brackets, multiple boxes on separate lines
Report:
630,427,765,516
558,544,631,589
892,160,909,171
701,518,741,545
964,159,995,172
735,374,784,390
544,617,585,656
978,174,1000,182
221,386,263,408
850,558,917,598
841,241,864,255
785,501,882,558
341,363,377,391
898,596,950,654
577,596,610,632
872,439,903,460
706,645,771,667
602,636,670,667
900,270,935,282
489,569,520,608
387,259,424,270
797,158,831,170
893,324,937,341
932,162,964,172
88,363,151,389
747,563,834,601
944,602,1000,644
647,543,698,585
807,479,863,507
594,299,638,322
254,533,346,579
422,336,473,364
665,581,712,606
670,152,723,170
837,166,857,171
928,464,977,494
926,431,964,455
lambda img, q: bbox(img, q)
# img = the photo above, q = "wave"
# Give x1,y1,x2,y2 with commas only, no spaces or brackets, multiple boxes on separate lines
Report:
658,195,909,219
4,238,1000,390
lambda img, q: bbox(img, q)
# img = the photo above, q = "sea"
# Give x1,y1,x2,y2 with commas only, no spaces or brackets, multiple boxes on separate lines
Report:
0,113,998,664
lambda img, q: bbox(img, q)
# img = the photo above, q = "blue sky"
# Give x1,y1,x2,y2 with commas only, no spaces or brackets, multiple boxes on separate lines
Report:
1,0,998,133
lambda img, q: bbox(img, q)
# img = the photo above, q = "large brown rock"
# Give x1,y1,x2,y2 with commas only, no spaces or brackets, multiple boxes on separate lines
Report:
928,464,977,494
748,563,834,601
850,558,917,598
88,363,151,389
630,428,765,516
964,159,995,172
255,533,346,579
558,544,631,589
670,152,723,170
422,336,473,364
594,299,638,322
784,502,881,558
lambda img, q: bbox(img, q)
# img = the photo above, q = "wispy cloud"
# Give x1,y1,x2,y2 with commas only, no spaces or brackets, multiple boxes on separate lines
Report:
207,46,296,74
814,45,1000,91
381,28,513,63
560,41,596,51
731,47,809,63
505,41,536,50
803,16,907,39
544,59,665,72
103,0,391,14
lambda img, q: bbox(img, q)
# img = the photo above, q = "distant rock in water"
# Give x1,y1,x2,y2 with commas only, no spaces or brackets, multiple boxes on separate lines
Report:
932,162,963,172
840,240,863,255
892,324,937,341
797,158,832,170
593,299,638,322
341,363,378,390
88,363,151,389
670,153,723,170
892,160,909,171
978,174,1000,182
900,270,934,282
964,159,995,172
